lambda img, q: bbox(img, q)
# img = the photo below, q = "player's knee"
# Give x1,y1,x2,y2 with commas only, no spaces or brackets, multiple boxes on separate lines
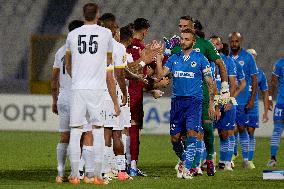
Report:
247,127,255,135
171,134,181,143
83,131,93,146
237,125,246,132
60,132,70,143
197,132,204,140
113,130,122,140
187,130,198,137
219,131,228,140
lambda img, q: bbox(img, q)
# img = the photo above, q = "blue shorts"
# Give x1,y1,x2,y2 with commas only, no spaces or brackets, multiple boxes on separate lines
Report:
170,96,202,136
236,105,249,126
247,115,259,128
273,104,284,121
215,106,236,131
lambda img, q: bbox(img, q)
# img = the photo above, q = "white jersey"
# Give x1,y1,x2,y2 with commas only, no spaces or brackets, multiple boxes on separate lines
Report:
53,44,72,104
66,24,113,90
106,39,128,99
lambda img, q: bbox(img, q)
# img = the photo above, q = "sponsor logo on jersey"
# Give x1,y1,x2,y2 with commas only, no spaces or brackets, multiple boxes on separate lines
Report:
174,71,195,78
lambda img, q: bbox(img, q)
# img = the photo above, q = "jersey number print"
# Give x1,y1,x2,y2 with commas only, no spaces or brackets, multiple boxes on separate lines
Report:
78,35,98,54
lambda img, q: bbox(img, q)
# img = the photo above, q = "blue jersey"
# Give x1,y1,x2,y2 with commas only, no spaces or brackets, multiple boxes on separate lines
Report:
214,54,237,92
235,60,245,82
248,69,268,115
272,57,284,105
165,50,211,99
230,48,258,105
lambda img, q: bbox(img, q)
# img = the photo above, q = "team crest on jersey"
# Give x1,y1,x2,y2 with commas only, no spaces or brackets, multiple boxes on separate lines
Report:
191,61,197,67
194,48,200,52
239,61,244,66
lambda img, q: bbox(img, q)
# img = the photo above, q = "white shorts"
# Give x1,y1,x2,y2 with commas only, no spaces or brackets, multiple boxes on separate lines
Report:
57,103,71,132
83,123,92,132
70,89,105,127
119,106,131,128
103,98,121,129
103,94,131,131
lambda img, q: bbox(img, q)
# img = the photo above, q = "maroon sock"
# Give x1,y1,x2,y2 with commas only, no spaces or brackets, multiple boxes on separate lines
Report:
129,125,140,161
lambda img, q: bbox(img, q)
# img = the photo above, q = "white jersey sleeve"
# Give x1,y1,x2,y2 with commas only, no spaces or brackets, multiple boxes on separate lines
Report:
53,48,61,68
113,39,127,69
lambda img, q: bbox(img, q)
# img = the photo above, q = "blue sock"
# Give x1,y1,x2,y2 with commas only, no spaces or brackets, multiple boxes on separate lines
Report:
226,135,235,162
184,136,197,170
220,137,228,162
270,122,284,158
234,132,239,156
248,134,256,161
239,130,249,161
172,140,185,161
194,139,203,167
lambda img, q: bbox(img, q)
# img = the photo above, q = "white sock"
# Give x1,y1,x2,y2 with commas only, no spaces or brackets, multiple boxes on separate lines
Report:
83,145,95,178
69,128,83,177
126,135,131,166
122,134,127,154
116,155,126,171
56,143,68,177
92,128,104,178
102,146,113,174
131,160,137,170
79,156,85,172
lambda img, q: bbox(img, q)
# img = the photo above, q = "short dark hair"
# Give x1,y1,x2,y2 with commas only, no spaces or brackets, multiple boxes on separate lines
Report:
68,20,84,32
83,3,98,21
181,28,196,38
133,18,150,31
120,25,133,42
180,15,193,22
221,43,230,56
99,13,117,31
99,13,116,22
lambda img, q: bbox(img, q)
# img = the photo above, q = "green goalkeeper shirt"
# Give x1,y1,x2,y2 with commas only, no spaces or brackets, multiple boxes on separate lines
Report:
193,37,221,107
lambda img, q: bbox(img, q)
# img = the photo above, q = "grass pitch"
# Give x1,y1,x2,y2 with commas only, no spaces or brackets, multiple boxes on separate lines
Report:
0,131,283,189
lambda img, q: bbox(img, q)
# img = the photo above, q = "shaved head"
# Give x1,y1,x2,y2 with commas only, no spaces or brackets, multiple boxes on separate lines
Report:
229,32,242,40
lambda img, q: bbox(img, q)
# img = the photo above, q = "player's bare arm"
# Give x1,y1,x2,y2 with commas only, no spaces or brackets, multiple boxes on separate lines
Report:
115,67,128,106
107,53,121,116
247,74,258,109
65,50,72,77
234,79,246,97
262,90,269,123
268,74,278,111
156,53,170,79
51,68,60,114
215,58,228,82
204,75,215,119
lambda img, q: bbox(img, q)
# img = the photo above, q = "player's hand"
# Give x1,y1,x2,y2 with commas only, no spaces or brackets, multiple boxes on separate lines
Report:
215,107,221,121
52,103,58,115
268,100,273,111
246,99,255,110
152,90,164,99
262,112,269,123
114,103,121,116
121,95,127,107
224,102,232,112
